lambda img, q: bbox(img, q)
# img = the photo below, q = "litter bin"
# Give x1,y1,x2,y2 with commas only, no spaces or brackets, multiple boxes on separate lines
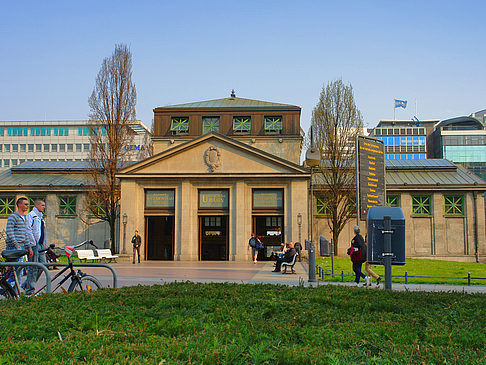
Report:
319,236,330,256
367,206,406,265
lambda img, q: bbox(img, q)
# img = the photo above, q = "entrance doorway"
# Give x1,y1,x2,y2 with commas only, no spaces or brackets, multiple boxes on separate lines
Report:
199,215,228,260
146,216,174,260
253,215,284,260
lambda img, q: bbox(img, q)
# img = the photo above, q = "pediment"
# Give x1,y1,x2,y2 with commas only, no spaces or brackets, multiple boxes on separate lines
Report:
119,134,307,176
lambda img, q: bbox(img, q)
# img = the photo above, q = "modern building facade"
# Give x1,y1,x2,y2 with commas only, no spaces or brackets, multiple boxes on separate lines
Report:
370,119,438,160
428,116,486,180
0,120,151,170
117,93,309,262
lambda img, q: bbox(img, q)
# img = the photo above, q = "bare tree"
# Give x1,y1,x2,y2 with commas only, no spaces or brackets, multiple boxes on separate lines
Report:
86,44,137,252
310,79,363,255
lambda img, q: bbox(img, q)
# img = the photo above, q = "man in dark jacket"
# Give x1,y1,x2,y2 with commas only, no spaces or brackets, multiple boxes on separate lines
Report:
131,230,142,264
272,242,297,272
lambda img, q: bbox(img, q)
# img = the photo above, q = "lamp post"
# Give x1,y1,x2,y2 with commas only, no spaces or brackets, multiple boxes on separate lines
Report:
297,213,302,243
122,213,127,254
306,146,320,283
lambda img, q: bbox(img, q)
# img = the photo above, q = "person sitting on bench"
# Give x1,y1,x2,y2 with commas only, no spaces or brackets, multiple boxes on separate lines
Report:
272,242,296,272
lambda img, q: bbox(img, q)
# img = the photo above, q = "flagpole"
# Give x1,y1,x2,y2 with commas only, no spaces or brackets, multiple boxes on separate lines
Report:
415,99,417,117
394,99,396,120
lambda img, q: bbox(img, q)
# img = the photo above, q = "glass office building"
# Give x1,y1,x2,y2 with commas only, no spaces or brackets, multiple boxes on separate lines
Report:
429,117,486,180
369,120,439,160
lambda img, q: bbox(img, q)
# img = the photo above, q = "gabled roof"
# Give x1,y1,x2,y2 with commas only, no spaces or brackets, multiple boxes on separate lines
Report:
118,132,308,177
154,95,300,111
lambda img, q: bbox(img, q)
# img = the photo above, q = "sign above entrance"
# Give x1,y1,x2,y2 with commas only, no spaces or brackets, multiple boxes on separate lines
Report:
146,190,175,208
253,189,283,209
199,189,229,209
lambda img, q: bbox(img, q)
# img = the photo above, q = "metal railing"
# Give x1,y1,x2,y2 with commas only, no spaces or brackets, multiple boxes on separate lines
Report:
0,262,117,293
316,265,486,286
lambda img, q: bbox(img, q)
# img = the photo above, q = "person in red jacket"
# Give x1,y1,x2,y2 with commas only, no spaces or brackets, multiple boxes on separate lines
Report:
348,226,368,287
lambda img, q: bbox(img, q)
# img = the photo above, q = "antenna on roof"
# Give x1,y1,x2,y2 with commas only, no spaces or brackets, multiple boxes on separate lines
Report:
230,89,236,98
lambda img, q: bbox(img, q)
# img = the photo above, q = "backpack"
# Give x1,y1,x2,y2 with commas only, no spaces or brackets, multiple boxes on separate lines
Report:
249,237,256,248
255,240,264,249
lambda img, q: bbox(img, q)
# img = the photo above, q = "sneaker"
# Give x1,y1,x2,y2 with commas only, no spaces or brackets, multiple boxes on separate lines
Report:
355,282,360,287
366,276,371,287
254,260,257,264
376,276,382,286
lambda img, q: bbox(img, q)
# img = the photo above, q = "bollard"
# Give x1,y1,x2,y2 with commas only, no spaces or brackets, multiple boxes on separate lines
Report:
468,272,471,286
405,271,408,284
341,270,344,282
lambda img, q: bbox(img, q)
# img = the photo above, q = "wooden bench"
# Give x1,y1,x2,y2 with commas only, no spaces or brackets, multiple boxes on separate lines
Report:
281,253,298,274
96,249,119,263
76,249,101,263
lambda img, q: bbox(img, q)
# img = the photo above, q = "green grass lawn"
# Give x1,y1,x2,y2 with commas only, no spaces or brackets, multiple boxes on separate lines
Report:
317,256,486,285
0,282,484,364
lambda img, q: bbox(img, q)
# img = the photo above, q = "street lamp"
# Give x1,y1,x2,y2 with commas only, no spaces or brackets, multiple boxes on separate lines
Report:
305,146,320,283
122,213,127,254
297,213,302,243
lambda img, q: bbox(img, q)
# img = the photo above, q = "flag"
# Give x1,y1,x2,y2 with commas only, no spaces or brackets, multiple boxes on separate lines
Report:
395,99,407,108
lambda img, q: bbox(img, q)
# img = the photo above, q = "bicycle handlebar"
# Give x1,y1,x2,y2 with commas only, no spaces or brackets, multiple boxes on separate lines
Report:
38,244,56,253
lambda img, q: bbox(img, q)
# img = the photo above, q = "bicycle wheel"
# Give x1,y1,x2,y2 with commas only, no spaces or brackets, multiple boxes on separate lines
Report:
0,280,17,299
68,275,102,292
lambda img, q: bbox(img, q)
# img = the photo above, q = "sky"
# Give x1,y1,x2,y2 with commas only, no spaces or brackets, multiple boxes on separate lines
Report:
1,0,485,133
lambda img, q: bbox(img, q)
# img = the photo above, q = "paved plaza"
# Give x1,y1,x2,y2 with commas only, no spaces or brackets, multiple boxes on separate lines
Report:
61,260,486,294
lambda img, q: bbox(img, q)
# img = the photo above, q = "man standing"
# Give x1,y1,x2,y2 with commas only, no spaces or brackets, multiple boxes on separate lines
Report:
5,197,32,286
22,199,47,296
131,230,141,264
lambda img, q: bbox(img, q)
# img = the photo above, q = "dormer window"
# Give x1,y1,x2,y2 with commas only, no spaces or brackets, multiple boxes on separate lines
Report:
202,117,220,134
232,116,251,135
264,116,282,135
170,117,189,135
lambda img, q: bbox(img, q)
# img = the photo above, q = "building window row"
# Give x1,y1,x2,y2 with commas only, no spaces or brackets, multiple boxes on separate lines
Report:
375,136,425,146
2,143,88,153
170,116,283,135
385,145,426,153
442,135,486,146
0,196,77,216
385,153,426,160
0,158,84,168
374,127,425,136
385,194,464,216
0,126,101,137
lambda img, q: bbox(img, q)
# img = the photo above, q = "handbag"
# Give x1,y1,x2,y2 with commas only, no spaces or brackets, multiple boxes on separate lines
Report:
350,248,363,263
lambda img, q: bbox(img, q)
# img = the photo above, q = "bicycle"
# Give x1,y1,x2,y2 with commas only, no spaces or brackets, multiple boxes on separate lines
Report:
0,244,54,299
34,240,103,294
0,240,103,299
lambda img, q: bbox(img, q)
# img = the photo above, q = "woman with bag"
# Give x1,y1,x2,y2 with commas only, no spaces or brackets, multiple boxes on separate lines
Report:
248,233,262,264
347,226,368,287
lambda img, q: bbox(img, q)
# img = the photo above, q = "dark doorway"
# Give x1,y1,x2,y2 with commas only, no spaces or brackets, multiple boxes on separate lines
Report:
253,215,284,260
199,215,228,260
146,216,174,260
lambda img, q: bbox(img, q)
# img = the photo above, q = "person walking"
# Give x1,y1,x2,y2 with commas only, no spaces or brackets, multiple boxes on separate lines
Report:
248,233,262,263
131,230,142,264
348,226,368,287
22,198,47,296
5,197,32,289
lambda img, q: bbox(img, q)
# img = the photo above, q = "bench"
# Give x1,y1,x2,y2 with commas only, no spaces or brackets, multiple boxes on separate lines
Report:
96,249,119,263
76,249,101,263
281,253,298,274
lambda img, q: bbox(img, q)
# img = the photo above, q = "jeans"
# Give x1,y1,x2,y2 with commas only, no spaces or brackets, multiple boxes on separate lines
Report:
133,246,141,263
22,245,46,294
352,261,366,283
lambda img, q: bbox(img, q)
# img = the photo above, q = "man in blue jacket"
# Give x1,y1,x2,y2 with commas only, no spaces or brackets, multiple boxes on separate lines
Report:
22,199,47,295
